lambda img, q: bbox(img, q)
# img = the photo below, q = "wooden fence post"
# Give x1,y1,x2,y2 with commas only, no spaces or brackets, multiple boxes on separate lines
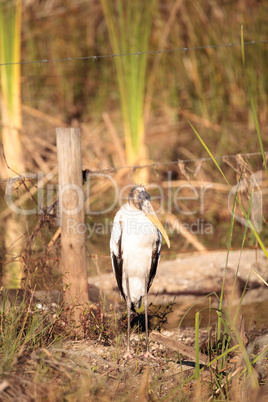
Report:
56,128,89,322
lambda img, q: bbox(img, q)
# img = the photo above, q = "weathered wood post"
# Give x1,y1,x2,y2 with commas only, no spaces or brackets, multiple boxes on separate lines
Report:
56,128,89,323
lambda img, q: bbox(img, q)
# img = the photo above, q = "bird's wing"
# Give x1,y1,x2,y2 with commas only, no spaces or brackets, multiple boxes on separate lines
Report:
110,210,126,300
147,231,162,292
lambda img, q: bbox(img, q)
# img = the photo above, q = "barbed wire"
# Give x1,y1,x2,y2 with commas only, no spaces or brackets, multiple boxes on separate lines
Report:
0,150,266,184
83,151,267,176
0,40,267,67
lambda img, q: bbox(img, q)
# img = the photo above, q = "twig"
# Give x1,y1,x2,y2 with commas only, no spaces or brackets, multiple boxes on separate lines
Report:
150,331,211,366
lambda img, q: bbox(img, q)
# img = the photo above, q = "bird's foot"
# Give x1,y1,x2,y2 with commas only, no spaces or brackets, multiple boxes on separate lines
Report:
141,351,157,360
123,350,133,360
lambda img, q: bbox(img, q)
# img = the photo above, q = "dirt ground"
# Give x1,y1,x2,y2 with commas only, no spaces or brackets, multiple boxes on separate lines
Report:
5,328,265,401
1,250,268,401
23,330,268,401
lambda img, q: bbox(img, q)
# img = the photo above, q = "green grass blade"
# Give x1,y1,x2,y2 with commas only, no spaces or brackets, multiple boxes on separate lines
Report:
195,312,200,381
185,117,230,186
250,346,268,366
186,119,268,260
241,25,245,68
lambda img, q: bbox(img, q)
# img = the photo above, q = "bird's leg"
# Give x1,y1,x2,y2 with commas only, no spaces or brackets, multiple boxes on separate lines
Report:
144,275,150,353
142,275,156,360
124,276,133,359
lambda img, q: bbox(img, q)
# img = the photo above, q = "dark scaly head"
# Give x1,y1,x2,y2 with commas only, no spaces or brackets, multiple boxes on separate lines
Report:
128,185,170,248
128,185,150,210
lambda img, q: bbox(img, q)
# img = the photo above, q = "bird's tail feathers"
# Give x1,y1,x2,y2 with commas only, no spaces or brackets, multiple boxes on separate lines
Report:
131,296,142,312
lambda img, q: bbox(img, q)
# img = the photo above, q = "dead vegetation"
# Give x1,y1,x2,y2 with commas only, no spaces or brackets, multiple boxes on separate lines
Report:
0,1,267,400
0,292,267,401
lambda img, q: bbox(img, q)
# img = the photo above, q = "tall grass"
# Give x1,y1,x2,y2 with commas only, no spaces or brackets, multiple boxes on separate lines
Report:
101,0,156,182
186,27,267,255
20,1,268,149
0,0,23,172
0,0,25,289
178,26,268,399
0,290,64,374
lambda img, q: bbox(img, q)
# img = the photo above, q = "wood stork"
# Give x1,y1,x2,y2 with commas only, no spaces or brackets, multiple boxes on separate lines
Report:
110,185,170,358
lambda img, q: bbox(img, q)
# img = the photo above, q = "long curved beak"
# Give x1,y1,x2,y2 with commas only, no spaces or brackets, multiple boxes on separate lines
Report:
142,201,170,248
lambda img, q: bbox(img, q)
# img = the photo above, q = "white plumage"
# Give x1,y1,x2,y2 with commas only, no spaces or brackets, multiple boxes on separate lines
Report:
111,201,162,307
110,185,170,358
